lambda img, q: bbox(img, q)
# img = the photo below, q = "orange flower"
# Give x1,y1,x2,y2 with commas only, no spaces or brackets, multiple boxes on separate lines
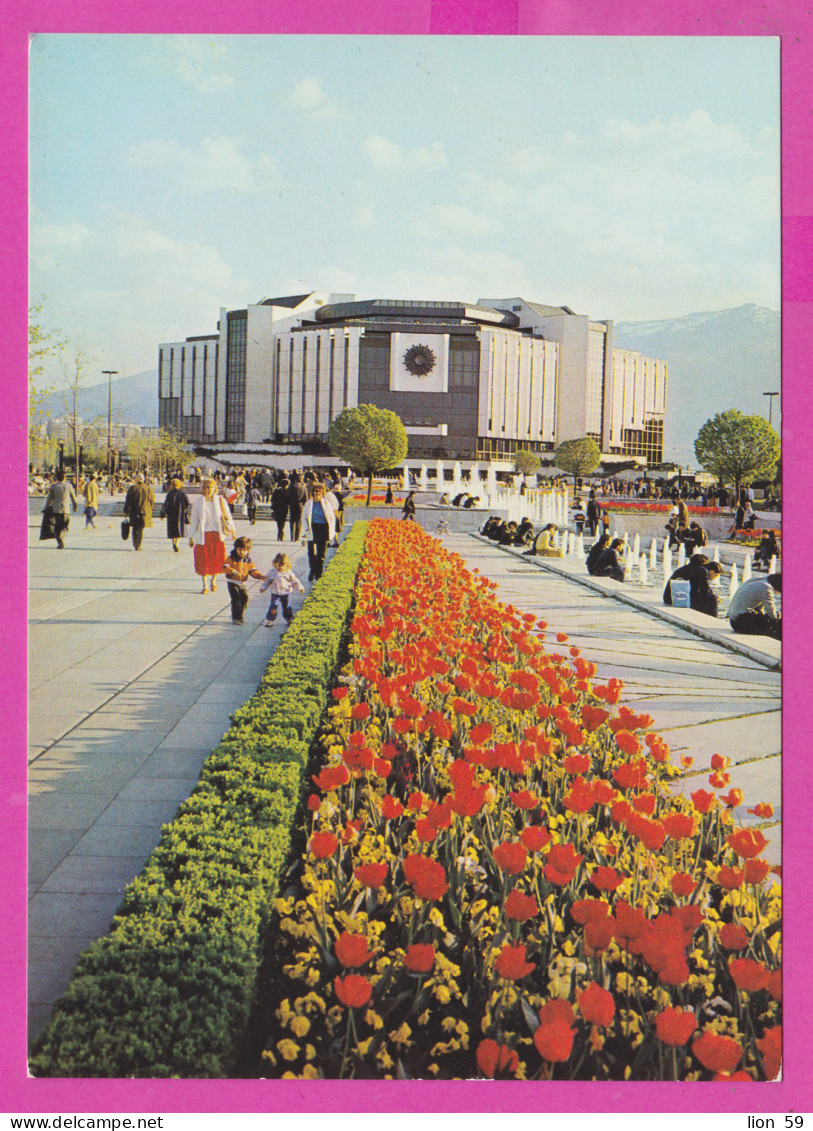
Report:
692,1031,742,1074
729,957,770,993
719,923,749,950
403,943,435,974
615,731,640,756
578,982,615,1028
544,843,584,886
533,1019,574,1063
747,802,774,818
670,872,696,897
403,854,448,901
309,831,339,859
758,1027,782,1079
334,974,373,1009
719,788,744,809
353,862,388,888
334,931,371,968
581,705,610,732
710,753,730,770
520,825,551,852
715,865,745,890
475,1038,519,1079
655,1007,697,1046
590,866,624,892
495,944,535,980
662,813,696,841
380,794,404,820
493,841,528,875
726,828,769,859
743,858,771,885
504,889,539,921
584,916,614,952
691,789,716,814
509,788,539,811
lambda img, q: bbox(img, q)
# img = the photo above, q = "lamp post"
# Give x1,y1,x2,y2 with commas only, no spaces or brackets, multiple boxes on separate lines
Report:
763,390,779,426
103,370,119,481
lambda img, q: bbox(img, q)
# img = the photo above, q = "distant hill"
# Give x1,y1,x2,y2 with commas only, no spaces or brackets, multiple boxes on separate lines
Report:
614,303,780,468
41,369,158,428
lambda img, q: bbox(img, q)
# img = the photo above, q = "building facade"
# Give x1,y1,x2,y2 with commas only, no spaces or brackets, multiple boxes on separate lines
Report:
159,291,667,463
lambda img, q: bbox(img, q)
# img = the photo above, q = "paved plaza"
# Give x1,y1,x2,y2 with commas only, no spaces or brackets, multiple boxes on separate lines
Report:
27,504,781,1044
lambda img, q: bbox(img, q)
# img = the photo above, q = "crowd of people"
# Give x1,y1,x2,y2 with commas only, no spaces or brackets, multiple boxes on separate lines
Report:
36,463,353,628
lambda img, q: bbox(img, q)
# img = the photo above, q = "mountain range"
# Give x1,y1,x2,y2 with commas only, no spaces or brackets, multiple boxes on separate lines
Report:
39,303,780,469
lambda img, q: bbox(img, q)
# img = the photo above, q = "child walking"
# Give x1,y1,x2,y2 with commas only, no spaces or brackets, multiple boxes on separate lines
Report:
223,537,265,625
259,552,305,626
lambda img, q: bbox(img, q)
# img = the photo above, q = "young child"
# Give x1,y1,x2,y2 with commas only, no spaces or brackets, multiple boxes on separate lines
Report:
259,552,305,626
223,537,265,625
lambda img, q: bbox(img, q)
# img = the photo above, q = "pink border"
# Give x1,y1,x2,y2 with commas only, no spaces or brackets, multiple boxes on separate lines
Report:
5,0,809,1113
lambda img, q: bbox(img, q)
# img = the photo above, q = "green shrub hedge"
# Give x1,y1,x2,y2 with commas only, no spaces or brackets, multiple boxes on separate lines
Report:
29,522,369,1078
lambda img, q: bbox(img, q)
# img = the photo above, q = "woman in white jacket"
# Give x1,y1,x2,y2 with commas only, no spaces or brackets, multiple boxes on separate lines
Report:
187,477,237,593
301,482,336,581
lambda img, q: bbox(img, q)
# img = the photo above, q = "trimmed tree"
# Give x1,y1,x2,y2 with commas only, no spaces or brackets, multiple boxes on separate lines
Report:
513,449,542,478
694,409,780,498
328,404,408,506
553,436,602,488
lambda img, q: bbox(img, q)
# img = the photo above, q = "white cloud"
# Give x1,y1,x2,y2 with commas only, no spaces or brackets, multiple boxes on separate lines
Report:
289,78,340,120
363,134,447,171
162,37,233,93
125,136,279,193
30,222,92,251
353,204,376,230
414,204,501,239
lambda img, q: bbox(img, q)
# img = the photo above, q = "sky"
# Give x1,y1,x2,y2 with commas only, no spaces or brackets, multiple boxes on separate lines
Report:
29,34,780,385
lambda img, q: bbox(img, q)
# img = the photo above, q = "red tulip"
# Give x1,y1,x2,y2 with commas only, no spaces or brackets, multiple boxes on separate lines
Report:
655,1007,697,1046
334,974,372,1009
309,831,338,859
353,861,388,889
493,841,528,876
403,943,435,974
578,982,615,1028
726,828,769,859
476,1038,519,1079
504,889,539,921
495,944,535,980
692,1031,742,1074
334,931,371,968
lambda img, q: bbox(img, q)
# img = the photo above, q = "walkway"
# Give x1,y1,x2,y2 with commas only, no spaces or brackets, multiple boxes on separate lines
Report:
26,508,781,1045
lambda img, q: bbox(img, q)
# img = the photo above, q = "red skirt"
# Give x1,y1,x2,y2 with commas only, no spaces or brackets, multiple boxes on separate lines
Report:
193,531,226,576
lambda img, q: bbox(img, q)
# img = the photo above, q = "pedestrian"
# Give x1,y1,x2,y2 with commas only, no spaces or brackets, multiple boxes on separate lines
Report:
681,520,708,554
586,491,600,537
325,482,344,547
286,473,307,541
246,483,262,526
40,470,77,549
755,530,780,570
302,481,336,581
585,533,610,575
160,478,190,552
83,473,99,529
728,573,782,639
223,536,265,625
271,478,290,540
524,523,564,558
187,477,236,593
594,538,626,581
663,556,723,617
123,473,155,551
385,484,394,505
259,551,305,625
402,491,416,521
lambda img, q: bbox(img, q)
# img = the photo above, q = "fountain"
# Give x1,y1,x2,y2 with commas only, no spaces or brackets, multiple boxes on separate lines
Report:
768,554,777,574
742,553,752,582
452,461,463,493
566,532,575,557
418,463,428,492
676,542,686,568
575,534,585,560
435,459,445,492
638,556,649,586
632,533,640,558
486,463,498,495
712,545,720,563
729,563,739,598
663,545,673,579
649,538,657,573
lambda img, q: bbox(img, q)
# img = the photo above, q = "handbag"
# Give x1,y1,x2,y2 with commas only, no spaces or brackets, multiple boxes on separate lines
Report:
121,519,130,539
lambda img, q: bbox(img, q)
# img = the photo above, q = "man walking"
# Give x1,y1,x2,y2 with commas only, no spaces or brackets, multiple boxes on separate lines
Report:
123,473,156,551
40,470,78,549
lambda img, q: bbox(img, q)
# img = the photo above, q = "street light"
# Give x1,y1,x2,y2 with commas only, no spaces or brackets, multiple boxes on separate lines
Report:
102,370,119,480
763,390,780,426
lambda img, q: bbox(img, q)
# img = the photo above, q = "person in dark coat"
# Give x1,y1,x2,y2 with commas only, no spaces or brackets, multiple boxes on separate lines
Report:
680,521,708,554
402,492,416,521
286,474,307,540
481,516,501,538
663,555,722,617
513,518,535,547
123,474,156,551
160,478,190,552
271,478,290,541
594,538,626,581
586,491,601,537
40,470,78,549
585,533,610,575
755,530,780,570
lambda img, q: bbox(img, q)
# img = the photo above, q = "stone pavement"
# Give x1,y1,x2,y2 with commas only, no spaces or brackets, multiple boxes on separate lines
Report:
26,507,781,1045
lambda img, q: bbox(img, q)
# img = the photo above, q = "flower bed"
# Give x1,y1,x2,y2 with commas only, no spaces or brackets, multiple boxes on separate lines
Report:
598,502,722,515
259,519,780,1082
29,523,370,1079
346,493,405,507
725,528,782,547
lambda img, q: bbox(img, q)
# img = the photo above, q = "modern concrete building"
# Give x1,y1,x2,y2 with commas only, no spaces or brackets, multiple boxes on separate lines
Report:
159,291,667,464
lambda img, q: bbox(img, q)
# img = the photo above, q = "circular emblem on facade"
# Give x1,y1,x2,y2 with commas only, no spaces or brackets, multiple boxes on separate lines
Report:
403,343,437,377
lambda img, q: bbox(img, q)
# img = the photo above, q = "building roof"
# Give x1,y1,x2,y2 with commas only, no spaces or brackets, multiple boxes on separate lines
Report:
258,294,314,308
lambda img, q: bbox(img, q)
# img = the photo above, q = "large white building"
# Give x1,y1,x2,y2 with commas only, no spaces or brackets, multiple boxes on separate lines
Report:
159,291,667,464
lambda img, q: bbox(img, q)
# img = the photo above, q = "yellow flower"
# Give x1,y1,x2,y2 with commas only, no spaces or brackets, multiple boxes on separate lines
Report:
441,1016,457,1033
301,1063,319,1078
392,1023,412,1047
276,998,294,1025
434,985,452,1005
305,966,321,987
358,1038,372,1056
427,1063,441,1077
290,1015,311,1038
261,1049,277,1067
276,1039,300,1062
365,1009,384,1030
377,1049,395,1070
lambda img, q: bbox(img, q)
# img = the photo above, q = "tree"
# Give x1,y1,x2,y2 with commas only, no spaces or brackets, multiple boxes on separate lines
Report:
28,299,62,451
59,339,102,486
553,436,602,487
328,404,408,506
694,409,780,498
513,449,542,477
